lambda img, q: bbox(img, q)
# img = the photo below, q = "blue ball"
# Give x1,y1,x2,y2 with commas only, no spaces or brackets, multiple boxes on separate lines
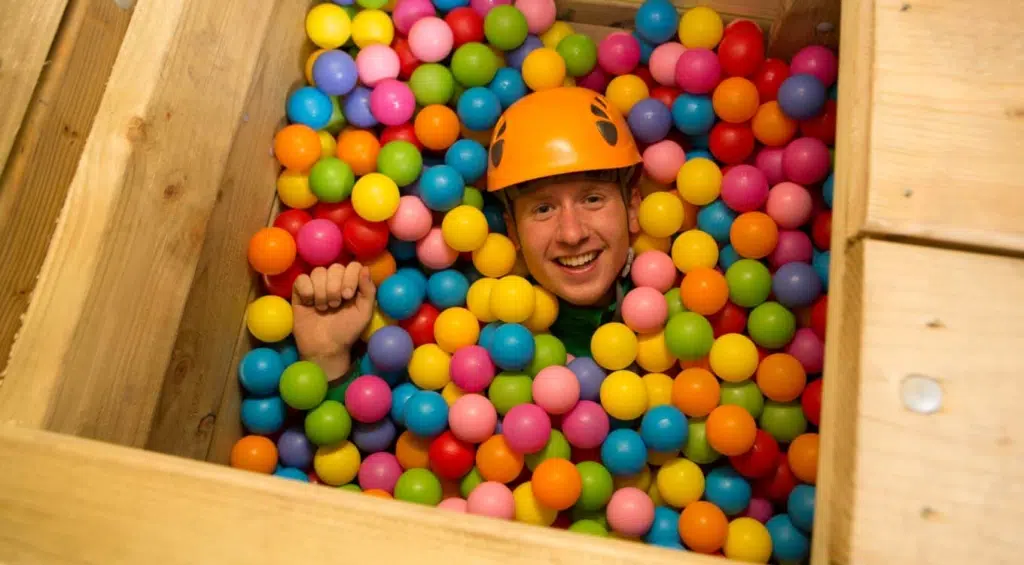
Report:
462,264,484,284
274,466,310,481
351,418,398,453
239,347,285,397
634,0,679,44
312,50,358,96
483,203,507,234
488,323,535,370
686,148,713,161
505,35,542,69
627,98,672,144
766,514,810,562
772,262,822,308
640,405,688,451
650,538,686,550
368,325,415,372
813,250,830,291
427,269,470,309
645,506,682,544
690,133,710,149
445,139,488,185
457,87,502,131
719,244,741,270
432,0,468,11
633,31,656,65
389,238,417,261
672,94,715,136
601,428,648,475
828,83,838,101
275,339,299,366
478,321,501,350
787,484,816,532
404,390,449,436
697,199,737,243
241,396,286,435
343,86,377,129
777,73,827,121
567,356,607,402
391,382,420,425
396,266,428,290
377,272,426,320
419,165,466,212
704,467,752,516
822,172,834,208
287,86,334,130
489,67,528,109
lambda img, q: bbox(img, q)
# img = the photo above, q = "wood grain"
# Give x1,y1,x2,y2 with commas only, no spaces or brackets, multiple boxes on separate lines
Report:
767,0,841,59
557,0,780,32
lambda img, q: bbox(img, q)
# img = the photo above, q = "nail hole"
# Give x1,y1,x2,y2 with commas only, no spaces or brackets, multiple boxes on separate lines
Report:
816,22,834,33
113,0,136,9
901,374,943,414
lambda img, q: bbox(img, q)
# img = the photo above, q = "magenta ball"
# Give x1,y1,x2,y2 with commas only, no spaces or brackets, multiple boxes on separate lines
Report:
744,497,774,523
393,0,436,35
606,487,656,537
597,32,641,76
470,0,512,17
770,230,814,269
790,45,838,87
370,79,416,126
388,195,434,242
296,218,343,266
449,394,498,443
648,42,685,86
766,181,813,229
514,0,556,34
721,164,770,213
675,48,721,94
561,400,610,448
531,366,581,415
358,452,403,493
630,250,677,293
416,227,459,269
450,345,497,393
467,481,515,519
621,286,669,333
438,497,469,512
642,140,686,184
782,137,831,185
408,17,454,63
755,146,786,186
345,375,393,423
502,403,551,454
786,327,824,373
577,66,611,92
355,45,400,87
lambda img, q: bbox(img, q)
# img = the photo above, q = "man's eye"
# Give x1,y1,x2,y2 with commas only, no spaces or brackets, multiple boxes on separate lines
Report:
534,204,553,215
585,194,604,205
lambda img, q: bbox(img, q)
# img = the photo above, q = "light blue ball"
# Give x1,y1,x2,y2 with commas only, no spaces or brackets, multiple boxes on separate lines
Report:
697,199,737,243
457,87,502,131
287,86,334,130
813,250,830,291
395,266,428,290
462,264,484,285
404,390,449,437
445,139,488,185
645,506,682,544
634,0,679,44
478,321,501,350
600,428,647,476
822,172,834,208
427,269,470,309
488,323,534,370
274,466,310,481
483,202,507,234
275,339,299,366
633,32,656,65
241,396,286,435
672,94,715,136
766,514,810,562
419,165,466,212
377,272,426,321
704,467,752,516
389,238,417,261
239,347,285,397
640,405,688,452
719,244,741,270
489,67,528,109
432,0,468,12
391,382,420,426
650,538,686,550
686,148,713,161
787,484,816,532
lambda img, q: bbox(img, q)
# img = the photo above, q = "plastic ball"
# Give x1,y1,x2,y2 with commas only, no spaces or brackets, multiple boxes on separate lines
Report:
712,77,759,124
676,157,721,207
724,259,772,308
772,262,822,309
702,467,751,516
788,432,819,484
505,34,542,68
512,0,554,34
718,26,765,78
589,323,638,371
665,312,714,361
483,5,528,50
751,101,798,147
427,430,475,480
368,80,416,127
385,196,430,242
487,371,532,415
449,393,496,444
630,250,676,292
710,121,755,164
786,327,824,374
752,57,790,103
695,199,735,243
466,481,515,518
426,270,469,310
393,468,443,505
747,301,796,349
306,4,352,49
274,124,321,172
356,452,402,494
449,346,497,393
744,498,774,524
604,487,654,536
275,428,313,470
419,165,466,211
674,48,720,94
350,173,399,222
626,98,671,144
502,403,551,454
409,64,455,106
344,375,393,424
565,357,604,402
343,86,378,129
433,307,479,353
555,33,597,77
791,45,838,87
415,105,462,152
404,390,450,437
728,428,780,480
759,401,808,444
730,211,778,260
788,484,816,532
287,86,333,131
572,460,612,511
679,500,728,553
469,234,514,279
416,227,459,269
765,514,810,562
248,227,297,277
520,47,566,91
337,128,381,177
562,400,610,449
777,73,826,121
488,67,528,110
440,205,489,252
598,428,646,477
304,400,353,446
621,286,669,334
723,517,773,563
246,295,294,343
641,140,686,185
708,333,758,383
636,404,686,453
678,5,722,48
655,457,705,508
238,348,285,397
679,267,728,316
476,434,525,483
488,322,534,370
671,229,718,273
530,365,579,415
782,136,831,185
597,32,641,76
405,17,452,64
240,396,285,435
598,369,646,421
451,42,501,87
771,230,814,269
489,276,535,324
671,93,715,136
635,0,679,44
511,482,556,526
308,158,355,204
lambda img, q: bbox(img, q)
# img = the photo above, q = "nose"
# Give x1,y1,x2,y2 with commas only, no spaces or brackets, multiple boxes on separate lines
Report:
555,204,588,246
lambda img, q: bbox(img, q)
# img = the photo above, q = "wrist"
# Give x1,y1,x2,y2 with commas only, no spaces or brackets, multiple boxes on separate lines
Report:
304,350,351,383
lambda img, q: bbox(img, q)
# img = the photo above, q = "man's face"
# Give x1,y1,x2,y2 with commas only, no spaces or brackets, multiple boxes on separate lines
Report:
507,176,640,306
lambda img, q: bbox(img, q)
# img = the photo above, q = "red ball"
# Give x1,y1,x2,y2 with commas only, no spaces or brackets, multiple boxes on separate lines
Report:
263,259,309,299
343,216,390,261
553,512,573,529
729,429,780,479
650,86,681,109
571,446,602,464
724,19,763,39
445,7,485,48
428,431,476,481
717,28,765,78
392,37,422,81
812,210,832,250
802,378,823,426
274,209,312,239
753,455,798,504
809,295,827,340
313,200,357,230
634,66,658,91
400,302,440,346
709,301,748,337
709,121,755,164
752,58,790,102
800,99,837,145
381,123,423,150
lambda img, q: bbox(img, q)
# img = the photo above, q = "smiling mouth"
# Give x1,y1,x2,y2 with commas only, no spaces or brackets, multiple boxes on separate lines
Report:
554,250,601,270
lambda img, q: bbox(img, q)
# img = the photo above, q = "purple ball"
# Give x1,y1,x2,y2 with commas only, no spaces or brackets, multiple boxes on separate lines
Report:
627,98,672,144
343,86,378,129
772,262,822,309
277,427,314,469
568,356,606,402
506,35,543,69
358,452,403,493
351,418,398,453
776,73,826,121
368,326,414,372
312,50,358,96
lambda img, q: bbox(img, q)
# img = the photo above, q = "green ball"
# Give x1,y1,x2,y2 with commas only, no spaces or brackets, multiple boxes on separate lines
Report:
324,96,346,135
720,380,765,419
460,466,484,498
556,34,598,77
664,287,687,318
759,401,808,444
377,140,423,187
451,42,500,87
664,312,714,361
304,400,352,445
356,0,387,8
683,418,721,464
450,82,466,106
484,6,529,51
569,519,609,536
726,259,773,308
575,461,614,511
526,334,567,376
409,64,456,106
309,157,355,203
339,483,362,492
525,430,571,470
394,468,443,506
488,372,533,415
748,302,797,349
570,507,609,528
462,186,484,209
279,361,328,410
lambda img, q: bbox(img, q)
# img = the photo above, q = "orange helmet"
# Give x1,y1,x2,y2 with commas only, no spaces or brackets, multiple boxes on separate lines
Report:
486,86,643,193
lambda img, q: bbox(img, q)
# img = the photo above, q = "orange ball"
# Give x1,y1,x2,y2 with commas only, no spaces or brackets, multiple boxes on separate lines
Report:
414,105,461,151
248,226,297,276
705,404,757,456
364,488,393,499
337,128,381,176
679,501,728,554
671,367,720,418
531,458,582,510
681,356,711,371
396,430,431,470
788,433,819,484
730,211,779,259
274,124,322,171
366,250,397,285
681,199,700,231
476,434,524,483
756,353,807,402
751,101,797,147
712,77,760,124
680,267,729,316
306,49,326,85
230,435,278,474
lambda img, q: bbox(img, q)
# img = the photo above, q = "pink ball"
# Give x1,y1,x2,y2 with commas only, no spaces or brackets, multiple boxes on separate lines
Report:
393,0,435,35
606,487,655,537
720,164,770,213
514,0,556,34
642,140,686,184
369,79,416,126
577,66,610,92
532,366,581,415
295,218,343,266
621,286,668,333
470,0,512,17
358,452,403,493
744,497,773,524
675,48,721,94
450,345,496,393
438,497,469,512
782,137,830,185
755,146,786,186
769,230,814,269
388,195,433,242
561,400,609,449
630,250,677,293
502,403,551,454
467,481,515,519
408,17,454,63
786,328,824,373
765,182,813,229
790,45,838,87
355,45,400,87
597,32,641,76
566,353,576,363
344,375,393,423
449,394,498,443
648,42,686,86
416,227,459,269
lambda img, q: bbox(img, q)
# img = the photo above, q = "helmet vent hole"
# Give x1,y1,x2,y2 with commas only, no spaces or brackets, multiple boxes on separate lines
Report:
590,104,609,119
596,121,618,146
490,139,505,167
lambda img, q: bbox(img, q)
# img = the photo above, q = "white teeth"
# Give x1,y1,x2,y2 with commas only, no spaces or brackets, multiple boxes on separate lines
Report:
557,252,598,267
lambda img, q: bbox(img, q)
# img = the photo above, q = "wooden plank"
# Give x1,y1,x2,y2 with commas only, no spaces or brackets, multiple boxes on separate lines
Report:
0,424,723,565
0,0,133,381
862,0,1024,253
557,0,779,32
0,0,277,446
767,0,841,59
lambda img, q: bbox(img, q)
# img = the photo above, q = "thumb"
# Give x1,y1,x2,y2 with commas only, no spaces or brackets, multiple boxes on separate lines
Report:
355,266,377,311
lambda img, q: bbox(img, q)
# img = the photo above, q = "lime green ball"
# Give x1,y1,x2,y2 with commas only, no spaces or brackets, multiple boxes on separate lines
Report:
357,0,387,8
325,373,356,404
720,380,765,419
394,468,443,505
575,461,614,511
556,34,598,77
488,372,533,415
484,6,529,51
726,259,773,308
279,361,328,410
682,418,721,464
325,96,347,135
526,334,567,376
450,82,466,106
304,400,353,445
747,302,797,349
309,157,355,203
339,483,362,492
759,401,808,444
525,430,571,470
451,42,500,87
409,64,456,106
569,519,609,536
571,507,609,527
377,140,422,187
664,287,686,318
665,312,714,361
460,466,484,498
462,186,484,209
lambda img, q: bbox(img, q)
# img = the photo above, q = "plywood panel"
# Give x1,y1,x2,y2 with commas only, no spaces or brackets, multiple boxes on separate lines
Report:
767,0,841,59
558,0,780,31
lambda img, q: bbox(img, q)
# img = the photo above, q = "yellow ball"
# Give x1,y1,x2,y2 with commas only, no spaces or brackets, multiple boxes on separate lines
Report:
642,372,674,409
636,330,675,373
632,232,671,255
314,441,361,486
639,176,670,197
442,381,467,406
676,157,722,206
361,306,394,341
613,464,652,491
306,49,327,85
351,9,394,48
441,205,489,252
434,307,481,353
472,233,517,278
590,322,638,370
678,6,724,49
245,295,293,343
408,344,452,390
523,286,559,333
724,518,773,564
352,173,400,222
600,370,648,420
466,278,498,322
540,21,575,49
277,169,318,209
656,458,705,508
648,481,665,506
671,229,719,273
605,74,650,116
511,254,530,278
306,4,352,49
489,275,535,324
709,333,759,382
563,76,576,87
639,191,685,238
318,130,338,156
512,482,558,526
647,449,678,467
522,47,566,92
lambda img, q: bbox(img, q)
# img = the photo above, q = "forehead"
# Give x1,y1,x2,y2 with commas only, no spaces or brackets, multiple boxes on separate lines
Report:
513,175,621,201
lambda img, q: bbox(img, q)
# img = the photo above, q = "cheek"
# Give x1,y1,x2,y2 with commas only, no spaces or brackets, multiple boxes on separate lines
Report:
518,222,552,263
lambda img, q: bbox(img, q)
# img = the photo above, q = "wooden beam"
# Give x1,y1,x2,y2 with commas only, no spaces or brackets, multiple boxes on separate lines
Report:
767,0,840,59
